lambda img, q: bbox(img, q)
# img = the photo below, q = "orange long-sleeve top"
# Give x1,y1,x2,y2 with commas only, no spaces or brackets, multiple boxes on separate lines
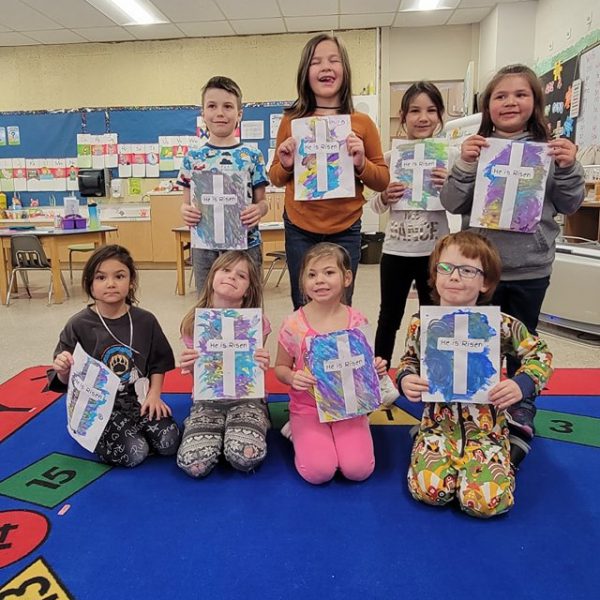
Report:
269,111,390,235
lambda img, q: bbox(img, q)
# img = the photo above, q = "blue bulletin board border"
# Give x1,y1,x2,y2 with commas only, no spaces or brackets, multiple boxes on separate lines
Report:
0,102,290,206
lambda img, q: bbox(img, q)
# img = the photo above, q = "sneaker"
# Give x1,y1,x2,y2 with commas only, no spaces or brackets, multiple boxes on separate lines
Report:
379,374,399,407
509,434,531,468
280,420,292,442
506,406,535,440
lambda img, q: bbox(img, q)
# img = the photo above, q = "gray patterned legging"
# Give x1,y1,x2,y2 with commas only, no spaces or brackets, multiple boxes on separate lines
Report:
95,395,181,468
177,398,269,478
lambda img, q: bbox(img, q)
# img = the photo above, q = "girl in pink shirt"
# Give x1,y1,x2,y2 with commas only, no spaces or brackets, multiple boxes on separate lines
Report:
275,242,387,484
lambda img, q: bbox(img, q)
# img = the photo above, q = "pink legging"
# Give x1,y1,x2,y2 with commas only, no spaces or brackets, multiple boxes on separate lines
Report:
290,412,375,484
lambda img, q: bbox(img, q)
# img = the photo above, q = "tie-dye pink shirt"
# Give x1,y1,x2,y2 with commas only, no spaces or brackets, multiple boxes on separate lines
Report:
278,306,368,415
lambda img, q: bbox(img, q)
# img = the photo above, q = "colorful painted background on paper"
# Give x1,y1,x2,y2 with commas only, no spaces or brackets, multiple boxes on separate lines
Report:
391,138,448,210
193,308,262,400
471,139,550,232
307,328,380,422
292,115,354,201
423,309,498,403
191,169,248,250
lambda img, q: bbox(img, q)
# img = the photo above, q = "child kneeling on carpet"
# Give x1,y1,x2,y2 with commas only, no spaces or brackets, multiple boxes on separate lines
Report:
48,245,180,467
396,232,553,518
275,242,388,484
178,250,271,477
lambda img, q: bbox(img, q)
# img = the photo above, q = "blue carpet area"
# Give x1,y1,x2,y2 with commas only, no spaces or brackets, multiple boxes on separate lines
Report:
1,392,599,600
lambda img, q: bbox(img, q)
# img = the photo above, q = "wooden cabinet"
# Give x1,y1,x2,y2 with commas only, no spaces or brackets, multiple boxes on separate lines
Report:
564,201,600,243
103,220,154,261
149,193,184,263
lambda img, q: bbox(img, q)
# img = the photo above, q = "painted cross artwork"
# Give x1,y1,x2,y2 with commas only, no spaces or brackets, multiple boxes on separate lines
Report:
190,170,248,250
390,138,448,210
193,308,264,401
306,328,381,422
470,138,551,232
292,115,355,200
420,306,501,404
66,344,119,452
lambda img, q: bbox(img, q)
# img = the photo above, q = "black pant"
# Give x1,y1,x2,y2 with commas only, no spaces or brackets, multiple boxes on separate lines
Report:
375,253,432,367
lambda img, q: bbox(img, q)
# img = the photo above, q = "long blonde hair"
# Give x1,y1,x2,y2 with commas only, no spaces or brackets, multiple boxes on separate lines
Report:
180,251,263,337
285,33,354,120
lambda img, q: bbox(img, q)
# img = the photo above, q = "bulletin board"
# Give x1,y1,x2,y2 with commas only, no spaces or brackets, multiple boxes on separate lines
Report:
539,55,578,140
0,102,289,206
575,42,600,149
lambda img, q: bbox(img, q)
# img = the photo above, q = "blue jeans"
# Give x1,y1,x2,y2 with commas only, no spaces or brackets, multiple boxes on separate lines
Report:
284,213,362,310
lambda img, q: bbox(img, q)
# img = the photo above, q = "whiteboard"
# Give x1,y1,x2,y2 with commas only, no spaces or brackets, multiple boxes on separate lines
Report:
576,43,600,149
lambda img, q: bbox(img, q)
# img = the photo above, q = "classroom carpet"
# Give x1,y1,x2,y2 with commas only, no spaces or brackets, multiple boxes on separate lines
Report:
0,366,599,600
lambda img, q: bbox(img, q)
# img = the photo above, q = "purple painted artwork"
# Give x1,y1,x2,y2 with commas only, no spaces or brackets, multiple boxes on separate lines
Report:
306,328,381,422
470,138,551,233
193,308,264,400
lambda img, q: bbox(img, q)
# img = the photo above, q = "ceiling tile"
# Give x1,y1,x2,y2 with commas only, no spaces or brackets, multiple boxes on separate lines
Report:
394,9,453,27
341,0,401,14
217,0,281,20
285,15,339,32
230,18,286,35
150,0,225,22
20,0,115,28
125,23,186,40
340,13,396,28
0,0,63,30
74,26,136,42
447,6,492,24
0,31,39,46
455,0,499,7
176,21,235,37
277,0,338,17
24,29,89,43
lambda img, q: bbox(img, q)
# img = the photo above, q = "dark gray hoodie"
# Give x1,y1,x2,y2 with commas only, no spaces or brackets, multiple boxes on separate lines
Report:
440,131,585,280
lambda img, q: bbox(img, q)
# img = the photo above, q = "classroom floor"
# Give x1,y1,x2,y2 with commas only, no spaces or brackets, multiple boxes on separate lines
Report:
0,262,597,384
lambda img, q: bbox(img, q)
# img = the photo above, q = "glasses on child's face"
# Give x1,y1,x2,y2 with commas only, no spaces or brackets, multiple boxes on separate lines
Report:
436,262,484,279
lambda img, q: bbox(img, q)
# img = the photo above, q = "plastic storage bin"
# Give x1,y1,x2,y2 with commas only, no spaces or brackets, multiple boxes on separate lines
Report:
360,232,385,264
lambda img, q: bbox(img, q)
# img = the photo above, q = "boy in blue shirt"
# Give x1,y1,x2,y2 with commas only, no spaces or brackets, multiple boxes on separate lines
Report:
178,76,269,294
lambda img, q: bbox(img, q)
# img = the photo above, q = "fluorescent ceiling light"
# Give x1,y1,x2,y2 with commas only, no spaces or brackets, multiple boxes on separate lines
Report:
86,0,168,26
399,0,459,11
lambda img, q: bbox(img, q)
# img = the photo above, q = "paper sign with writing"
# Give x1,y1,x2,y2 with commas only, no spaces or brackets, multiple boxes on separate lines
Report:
190,169,249,250
420,306,500,404
193,308,264,400
390,138,448,210
66,343,119,451
292,115,355,200
306,328,380,422
470,138,551,232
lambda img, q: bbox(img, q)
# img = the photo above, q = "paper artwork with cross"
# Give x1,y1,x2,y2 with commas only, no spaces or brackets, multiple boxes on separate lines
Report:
420,306,500,404
193,308,264,401
292,115,355,201
390,138,448,210
470,138,551,233
66,343,119,452
190,169,249,250
306,328,381,422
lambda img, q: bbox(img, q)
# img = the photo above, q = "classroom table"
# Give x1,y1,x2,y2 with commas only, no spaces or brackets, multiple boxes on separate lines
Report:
0,226,116,305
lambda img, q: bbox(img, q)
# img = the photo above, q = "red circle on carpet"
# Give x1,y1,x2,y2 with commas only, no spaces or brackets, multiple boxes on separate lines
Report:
0,510,50,568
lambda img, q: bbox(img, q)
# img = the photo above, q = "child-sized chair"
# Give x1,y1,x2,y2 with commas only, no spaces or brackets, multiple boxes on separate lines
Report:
263,251,287,287
6,235,70,306
68,243,95,282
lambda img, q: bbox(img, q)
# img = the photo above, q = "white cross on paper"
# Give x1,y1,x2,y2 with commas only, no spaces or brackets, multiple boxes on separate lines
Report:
200,174,238,244
401,142,436,204
437,313,485,395
490,142,534,229
304,118,340,192
207,316,250,397
323,333,365,414
69,362,104,433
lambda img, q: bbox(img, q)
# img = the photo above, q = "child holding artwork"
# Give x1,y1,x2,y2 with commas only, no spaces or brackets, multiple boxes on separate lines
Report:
440,64,584,454
397,232,553,518
275,242,387,484
370,81,451,401
48,245,180,467
177,250,271,477
269,33,389,310
179,76,269,294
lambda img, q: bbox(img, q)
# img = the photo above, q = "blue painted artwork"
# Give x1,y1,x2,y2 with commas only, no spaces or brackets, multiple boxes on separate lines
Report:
420,307,501,403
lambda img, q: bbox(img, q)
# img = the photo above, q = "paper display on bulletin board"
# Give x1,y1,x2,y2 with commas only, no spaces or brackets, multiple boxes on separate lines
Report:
576,43,600,149
540,56,578,140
